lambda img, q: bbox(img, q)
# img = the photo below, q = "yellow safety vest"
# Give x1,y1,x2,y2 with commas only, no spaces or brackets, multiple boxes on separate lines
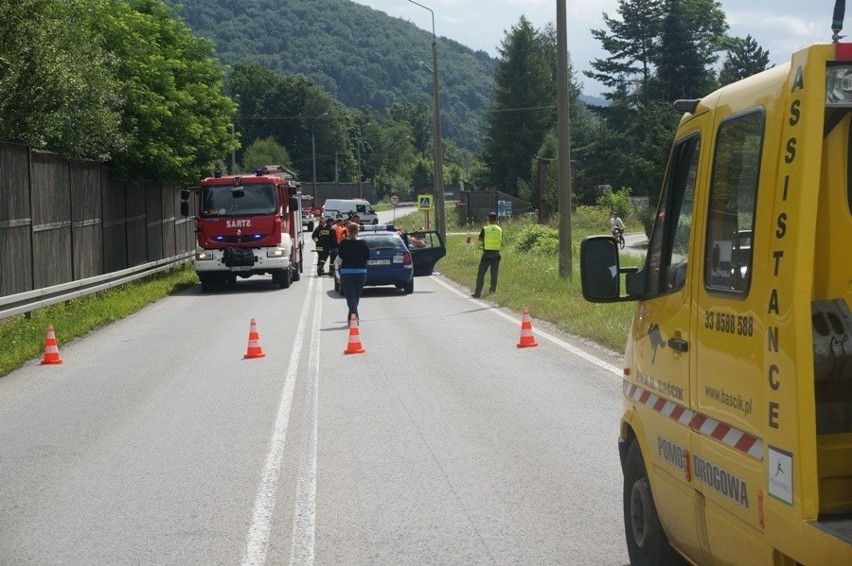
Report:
482,224,503,251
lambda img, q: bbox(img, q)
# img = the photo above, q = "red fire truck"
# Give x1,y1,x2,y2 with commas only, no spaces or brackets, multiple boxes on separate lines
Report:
180,165,304,292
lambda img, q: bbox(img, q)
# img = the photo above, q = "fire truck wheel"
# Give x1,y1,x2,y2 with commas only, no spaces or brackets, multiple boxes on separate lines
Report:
274,268,291,289
292,264,301,282
623,441,682,565
199,273,215,293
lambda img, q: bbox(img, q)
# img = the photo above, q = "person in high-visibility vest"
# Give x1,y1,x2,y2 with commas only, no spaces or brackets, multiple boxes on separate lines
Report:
471,212,503,298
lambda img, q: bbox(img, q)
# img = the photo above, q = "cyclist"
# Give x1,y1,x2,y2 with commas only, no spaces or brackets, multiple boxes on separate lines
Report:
610,211,626,248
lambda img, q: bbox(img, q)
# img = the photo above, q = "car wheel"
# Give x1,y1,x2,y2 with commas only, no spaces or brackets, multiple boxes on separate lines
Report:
623,441,682,565
403,280,414,294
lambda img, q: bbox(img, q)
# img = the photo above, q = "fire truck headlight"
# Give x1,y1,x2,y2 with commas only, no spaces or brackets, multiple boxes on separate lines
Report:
267,248,285,258
195,251,215,261
826,66,852,106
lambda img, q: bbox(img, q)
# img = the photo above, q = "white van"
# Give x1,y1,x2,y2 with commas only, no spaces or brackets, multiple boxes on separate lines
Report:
321,198,378,224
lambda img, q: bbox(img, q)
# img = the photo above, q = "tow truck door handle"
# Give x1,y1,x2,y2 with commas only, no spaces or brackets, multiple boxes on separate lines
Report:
667,338,689,352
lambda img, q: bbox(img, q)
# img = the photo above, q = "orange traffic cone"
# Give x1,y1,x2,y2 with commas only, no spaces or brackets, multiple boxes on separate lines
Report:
40,325,63,365
243,318,266,359
517,308,539,348
343,314,366,355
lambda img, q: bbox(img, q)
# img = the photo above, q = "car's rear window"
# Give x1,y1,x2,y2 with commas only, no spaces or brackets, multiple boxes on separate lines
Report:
364,235,404,250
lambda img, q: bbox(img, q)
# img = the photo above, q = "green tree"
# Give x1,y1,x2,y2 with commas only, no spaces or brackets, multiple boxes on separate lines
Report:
586,0,663,104
95,0,237,183
226,61,281,165
482,16,555,196
0,0,125,159
241,138,291,172
250,74,350,183
410,158,433,191
652,0,728,100
387,102,431,155
719,35,770,86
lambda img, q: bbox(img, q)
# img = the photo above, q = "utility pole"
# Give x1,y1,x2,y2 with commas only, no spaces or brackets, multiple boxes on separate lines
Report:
557,0,573,279
408,0,446,243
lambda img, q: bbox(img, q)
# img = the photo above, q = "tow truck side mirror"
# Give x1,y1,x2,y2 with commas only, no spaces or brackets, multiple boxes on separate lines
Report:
580,236,641,302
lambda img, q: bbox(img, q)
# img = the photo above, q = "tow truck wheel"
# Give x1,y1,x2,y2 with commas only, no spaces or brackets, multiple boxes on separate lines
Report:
292,264,301,282
623,441,682,565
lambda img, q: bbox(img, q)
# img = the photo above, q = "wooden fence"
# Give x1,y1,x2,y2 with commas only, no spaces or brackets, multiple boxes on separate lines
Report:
0,141,195,298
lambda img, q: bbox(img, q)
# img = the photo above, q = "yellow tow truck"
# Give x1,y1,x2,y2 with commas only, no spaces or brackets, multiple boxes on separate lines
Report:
580,3,852,564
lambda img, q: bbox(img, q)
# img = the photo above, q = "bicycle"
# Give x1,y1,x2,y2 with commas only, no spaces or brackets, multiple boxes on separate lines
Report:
613,227,625,249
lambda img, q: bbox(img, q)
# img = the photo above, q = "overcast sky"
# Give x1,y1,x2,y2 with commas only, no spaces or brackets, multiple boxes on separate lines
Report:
351,0,840,97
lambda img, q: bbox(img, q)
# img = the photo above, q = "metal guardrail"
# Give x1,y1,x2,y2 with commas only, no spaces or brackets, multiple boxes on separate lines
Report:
0,253,193,322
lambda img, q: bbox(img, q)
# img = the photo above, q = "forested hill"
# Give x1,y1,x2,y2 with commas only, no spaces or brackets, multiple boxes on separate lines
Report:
167,0,495,151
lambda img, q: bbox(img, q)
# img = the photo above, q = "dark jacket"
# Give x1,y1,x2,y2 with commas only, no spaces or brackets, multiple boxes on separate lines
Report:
338,238,370,269
312,224,338,251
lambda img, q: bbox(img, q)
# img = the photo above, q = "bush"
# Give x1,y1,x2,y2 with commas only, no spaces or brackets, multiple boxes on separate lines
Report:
596,186,634,219
513,224,559,254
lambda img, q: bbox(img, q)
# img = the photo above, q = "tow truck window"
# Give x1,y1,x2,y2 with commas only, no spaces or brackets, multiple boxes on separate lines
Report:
703,111,763,294
645,134,699,297
201,184,277,216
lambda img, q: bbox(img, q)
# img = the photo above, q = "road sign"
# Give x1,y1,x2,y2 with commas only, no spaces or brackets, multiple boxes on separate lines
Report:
390,195,400,206
417,194,433,210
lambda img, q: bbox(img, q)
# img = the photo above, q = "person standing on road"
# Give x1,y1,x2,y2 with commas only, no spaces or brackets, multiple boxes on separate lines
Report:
337,222,370,321
471,212,503,298
312,217,337,276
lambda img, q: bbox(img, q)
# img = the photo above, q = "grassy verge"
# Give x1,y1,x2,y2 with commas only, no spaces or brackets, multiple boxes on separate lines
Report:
0,265,197,377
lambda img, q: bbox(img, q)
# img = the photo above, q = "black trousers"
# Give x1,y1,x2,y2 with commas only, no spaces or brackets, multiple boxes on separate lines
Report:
316,250,329,274
474,250,501,294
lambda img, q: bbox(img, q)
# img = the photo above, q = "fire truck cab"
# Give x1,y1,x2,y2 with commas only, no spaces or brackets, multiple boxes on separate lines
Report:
580,37,852,565
181,165,304,292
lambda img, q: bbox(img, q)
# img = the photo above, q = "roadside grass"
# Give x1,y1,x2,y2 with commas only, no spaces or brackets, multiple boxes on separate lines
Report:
0,265,197,377
397,206,641,353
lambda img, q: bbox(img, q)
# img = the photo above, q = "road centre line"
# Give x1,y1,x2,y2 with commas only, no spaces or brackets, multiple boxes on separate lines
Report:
242,274,317,566
432,276,622,377
289,275,323,565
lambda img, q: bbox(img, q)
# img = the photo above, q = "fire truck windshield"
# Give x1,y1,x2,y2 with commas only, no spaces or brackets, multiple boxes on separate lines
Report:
200,184,277,216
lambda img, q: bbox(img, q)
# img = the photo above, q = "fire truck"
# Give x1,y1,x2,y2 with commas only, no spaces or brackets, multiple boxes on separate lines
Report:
180,165,304,292
580,2,852,564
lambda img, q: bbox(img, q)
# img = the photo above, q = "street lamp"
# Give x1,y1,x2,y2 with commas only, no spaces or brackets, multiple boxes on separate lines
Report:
407,0,445,242
311,112,328,195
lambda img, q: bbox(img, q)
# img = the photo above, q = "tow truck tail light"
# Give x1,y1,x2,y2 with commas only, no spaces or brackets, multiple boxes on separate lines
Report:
837,43,852,61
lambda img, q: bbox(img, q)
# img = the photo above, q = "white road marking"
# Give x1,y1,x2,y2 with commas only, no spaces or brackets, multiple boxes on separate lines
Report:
289,278,323,565
241,274,317,566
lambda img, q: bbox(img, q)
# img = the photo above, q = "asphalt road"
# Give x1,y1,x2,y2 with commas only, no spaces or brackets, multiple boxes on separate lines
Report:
0,216,630,565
